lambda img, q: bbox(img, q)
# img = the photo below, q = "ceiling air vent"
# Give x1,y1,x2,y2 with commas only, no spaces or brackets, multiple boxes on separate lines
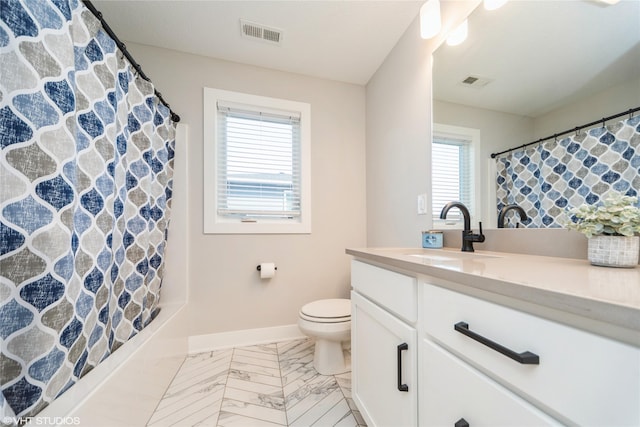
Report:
240,19,283,45
458,75,493,89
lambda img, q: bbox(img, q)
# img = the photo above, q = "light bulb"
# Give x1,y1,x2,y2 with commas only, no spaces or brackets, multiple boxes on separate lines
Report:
446,19,468,46
420,0,441,39
484,0,508,11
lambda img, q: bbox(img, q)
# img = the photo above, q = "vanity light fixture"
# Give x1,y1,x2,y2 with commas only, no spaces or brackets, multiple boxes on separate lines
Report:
446,19,468,46
484,0,508,11
420,0,442,39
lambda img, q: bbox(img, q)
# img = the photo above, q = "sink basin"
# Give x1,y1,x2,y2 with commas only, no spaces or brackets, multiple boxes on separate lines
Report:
407,251,499,262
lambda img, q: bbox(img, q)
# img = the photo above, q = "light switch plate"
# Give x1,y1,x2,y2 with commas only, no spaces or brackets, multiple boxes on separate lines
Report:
417,194,427,215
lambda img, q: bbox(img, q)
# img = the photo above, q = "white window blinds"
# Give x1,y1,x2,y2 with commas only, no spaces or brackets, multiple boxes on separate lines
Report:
432,135,473,221
217,102,302,218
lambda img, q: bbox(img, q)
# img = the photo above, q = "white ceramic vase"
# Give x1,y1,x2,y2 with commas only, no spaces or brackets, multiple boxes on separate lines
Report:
587,235,640,268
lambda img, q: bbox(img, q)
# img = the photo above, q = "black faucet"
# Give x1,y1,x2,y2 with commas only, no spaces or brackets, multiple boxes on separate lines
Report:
440,201,485,252
497,204,528,228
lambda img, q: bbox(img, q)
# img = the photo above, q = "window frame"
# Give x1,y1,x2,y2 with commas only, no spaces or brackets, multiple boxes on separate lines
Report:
431,123,481,229
203,87,311,234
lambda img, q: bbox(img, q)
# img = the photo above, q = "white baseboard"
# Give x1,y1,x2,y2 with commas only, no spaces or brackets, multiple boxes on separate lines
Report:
188,324,307,354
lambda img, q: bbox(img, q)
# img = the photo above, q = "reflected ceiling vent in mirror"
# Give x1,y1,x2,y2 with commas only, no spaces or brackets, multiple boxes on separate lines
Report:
458,75,493,89
240,19,283,45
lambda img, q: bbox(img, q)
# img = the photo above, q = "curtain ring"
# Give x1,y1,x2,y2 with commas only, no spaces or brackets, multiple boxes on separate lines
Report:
574,126,581,136
602,118,606,129
630,109,635,119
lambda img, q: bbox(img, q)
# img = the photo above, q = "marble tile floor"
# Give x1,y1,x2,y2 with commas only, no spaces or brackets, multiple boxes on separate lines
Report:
146,339,366,427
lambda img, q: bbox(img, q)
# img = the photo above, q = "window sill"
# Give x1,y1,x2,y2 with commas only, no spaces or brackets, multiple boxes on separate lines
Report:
204,218,311,234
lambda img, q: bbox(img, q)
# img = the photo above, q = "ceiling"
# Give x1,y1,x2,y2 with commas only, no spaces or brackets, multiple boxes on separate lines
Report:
90,0,424,85
89,1,639,114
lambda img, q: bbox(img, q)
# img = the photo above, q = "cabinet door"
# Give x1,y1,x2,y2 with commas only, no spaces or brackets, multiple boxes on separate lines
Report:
420,339,561,426
351,291,417,427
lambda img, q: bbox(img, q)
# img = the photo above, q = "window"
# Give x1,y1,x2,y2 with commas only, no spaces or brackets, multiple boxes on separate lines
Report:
204,88,311,234
432,124,480,226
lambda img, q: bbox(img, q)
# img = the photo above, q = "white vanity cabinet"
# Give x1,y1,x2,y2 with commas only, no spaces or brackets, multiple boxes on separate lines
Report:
349,254,640,427
351,261,418,427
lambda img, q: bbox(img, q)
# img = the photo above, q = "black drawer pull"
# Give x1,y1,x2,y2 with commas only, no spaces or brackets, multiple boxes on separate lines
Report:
397,342,409,392
454,322,539,365
455,418,469,427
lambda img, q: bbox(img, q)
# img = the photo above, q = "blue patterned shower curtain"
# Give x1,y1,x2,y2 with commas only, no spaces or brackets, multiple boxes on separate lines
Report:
496,116,640,227
1,0,176,419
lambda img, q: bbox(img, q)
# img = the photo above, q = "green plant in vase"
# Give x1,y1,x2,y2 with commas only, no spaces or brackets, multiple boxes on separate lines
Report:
564,193,640,267
565,193,640,237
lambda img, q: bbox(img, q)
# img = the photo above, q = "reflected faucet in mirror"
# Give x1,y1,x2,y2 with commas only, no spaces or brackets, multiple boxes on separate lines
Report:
497,204,528,229
440,201,485,252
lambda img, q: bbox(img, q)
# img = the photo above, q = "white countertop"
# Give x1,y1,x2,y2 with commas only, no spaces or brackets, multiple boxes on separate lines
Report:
346,247,640,339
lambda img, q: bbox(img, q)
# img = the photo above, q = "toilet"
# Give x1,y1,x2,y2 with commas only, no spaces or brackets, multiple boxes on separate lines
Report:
298,298,351,375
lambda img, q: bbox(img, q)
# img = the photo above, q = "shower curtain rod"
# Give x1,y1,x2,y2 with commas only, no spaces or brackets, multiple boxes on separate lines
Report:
83,0,181,123
490,106,640,159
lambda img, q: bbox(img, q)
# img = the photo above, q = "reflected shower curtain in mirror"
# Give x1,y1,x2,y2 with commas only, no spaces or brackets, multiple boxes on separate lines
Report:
496,116,640,228
0,0,176,419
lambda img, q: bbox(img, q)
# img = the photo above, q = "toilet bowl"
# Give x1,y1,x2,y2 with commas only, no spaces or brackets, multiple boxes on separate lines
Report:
298,298,351,375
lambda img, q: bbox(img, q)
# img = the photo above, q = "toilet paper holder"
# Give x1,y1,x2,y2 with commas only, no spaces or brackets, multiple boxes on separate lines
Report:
256,265,277,271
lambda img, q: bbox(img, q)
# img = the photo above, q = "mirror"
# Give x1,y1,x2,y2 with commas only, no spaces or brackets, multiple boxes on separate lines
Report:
432,1,640,228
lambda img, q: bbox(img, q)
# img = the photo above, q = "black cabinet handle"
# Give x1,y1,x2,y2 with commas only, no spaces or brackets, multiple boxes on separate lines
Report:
397,342,409,392
455,418,469,427
454,322,539,365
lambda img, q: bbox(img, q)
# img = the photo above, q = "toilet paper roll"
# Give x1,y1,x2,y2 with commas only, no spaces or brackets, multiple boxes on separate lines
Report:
258,263,276,279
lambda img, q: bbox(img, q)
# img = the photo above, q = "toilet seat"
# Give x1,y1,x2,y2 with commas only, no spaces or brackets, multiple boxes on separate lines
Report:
299,299,351,323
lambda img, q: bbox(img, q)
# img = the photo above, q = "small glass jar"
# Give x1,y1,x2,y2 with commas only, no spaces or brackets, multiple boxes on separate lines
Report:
422,230,443,248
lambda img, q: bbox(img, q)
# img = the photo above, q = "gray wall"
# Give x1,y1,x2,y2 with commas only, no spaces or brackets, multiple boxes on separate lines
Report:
365,1,480,246
128,43,367,336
